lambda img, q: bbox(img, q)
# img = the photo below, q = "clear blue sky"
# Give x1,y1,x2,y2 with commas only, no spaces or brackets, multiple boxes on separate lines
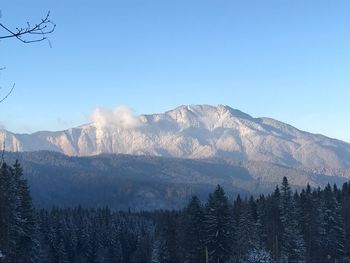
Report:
0,0,349,142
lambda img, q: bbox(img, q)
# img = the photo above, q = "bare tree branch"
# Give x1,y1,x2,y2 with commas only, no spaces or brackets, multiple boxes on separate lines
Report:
0,67,14,103
0,11,56,161
0,11,55,102
0,11,56,44
0,83,14,104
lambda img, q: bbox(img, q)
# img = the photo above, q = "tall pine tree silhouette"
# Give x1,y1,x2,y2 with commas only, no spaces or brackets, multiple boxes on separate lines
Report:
279,177,306,262
203,185,232,263
0,161,38,263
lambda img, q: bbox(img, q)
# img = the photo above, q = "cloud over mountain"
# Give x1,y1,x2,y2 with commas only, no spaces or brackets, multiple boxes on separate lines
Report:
89,106,141,129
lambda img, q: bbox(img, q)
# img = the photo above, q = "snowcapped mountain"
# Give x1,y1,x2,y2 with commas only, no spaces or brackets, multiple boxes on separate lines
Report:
1,104,350,173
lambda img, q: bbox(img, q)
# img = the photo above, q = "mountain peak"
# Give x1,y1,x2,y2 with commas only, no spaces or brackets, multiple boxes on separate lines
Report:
167,104,254,126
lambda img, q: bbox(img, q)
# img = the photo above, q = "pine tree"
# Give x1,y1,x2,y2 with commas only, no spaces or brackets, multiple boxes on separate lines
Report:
231,194,242,262
0,161,38,263
203,185,232,263
299,185,326,262
342,181,350,260
264,186,283,262
50,213,68,263
256,195,268,250
181,195,205,263
0,163,19,262
13,160,39,263
235,200,258,262
279,177,306,262
321,184,346,262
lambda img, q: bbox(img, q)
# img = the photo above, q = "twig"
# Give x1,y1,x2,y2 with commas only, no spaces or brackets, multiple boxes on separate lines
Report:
0,11,56,44
0,83,14,103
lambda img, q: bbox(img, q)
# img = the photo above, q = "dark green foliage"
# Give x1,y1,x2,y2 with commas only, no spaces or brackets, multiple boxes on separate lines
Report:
342,182,350,260
279,177,306,262
0,161,38,263
203,185,232,263
37,208,155,263
234,200,258,261
264,186,283,262
2,161,350,263
320,184,346,262
152,211,181,263
181,196,205,263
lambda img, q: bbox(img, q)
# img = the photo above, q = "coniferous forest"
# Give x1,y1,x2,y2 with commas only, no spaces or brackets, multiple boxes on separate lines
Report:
1,161,350,263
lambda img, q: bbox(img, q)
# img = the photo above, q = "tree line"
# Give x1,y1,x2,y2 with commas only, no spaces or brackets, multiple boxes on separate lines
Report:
0,160,350,263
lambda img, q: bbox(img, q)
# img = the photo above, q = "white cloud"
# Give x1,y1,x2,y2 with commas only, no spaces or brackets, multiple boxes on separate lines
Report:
90,106,141,129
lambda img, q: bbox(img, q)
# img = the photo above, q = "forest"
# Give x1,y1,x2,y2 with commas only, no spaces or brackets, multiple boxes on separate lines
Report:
1,160,350,263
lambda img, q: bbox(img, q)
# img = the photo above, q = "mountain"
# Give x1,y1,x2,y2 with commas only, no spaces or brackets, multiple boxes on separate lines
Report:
3,151,348,210
1,105,350,175
2,104,350,209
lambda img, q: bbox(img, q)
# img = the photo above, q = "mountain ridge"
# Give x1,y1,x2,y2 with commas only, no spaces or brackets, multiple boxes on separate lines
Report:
1,104,350,174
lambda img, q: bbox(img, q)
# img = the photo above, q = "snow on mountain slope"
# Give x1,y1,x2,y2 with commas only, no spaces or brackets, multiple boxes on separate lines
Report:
1,104,350,172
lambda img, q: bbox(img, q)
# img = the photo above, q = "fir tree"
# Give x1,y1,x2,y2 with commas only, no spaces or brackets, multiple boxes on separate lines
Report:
203,185,232,263
342,181,350,260
0,161,38,263
279,177,306,262
0,163,18,262
231,194,242,261
321,184,346,262
235,200,259,262
266,185,283,262
13,160,39,263
181,195,205,263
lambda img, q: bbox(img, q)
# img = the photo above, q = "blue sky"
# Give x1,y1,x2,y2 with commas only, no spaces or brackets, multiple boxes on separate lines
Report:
0,0,349,142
